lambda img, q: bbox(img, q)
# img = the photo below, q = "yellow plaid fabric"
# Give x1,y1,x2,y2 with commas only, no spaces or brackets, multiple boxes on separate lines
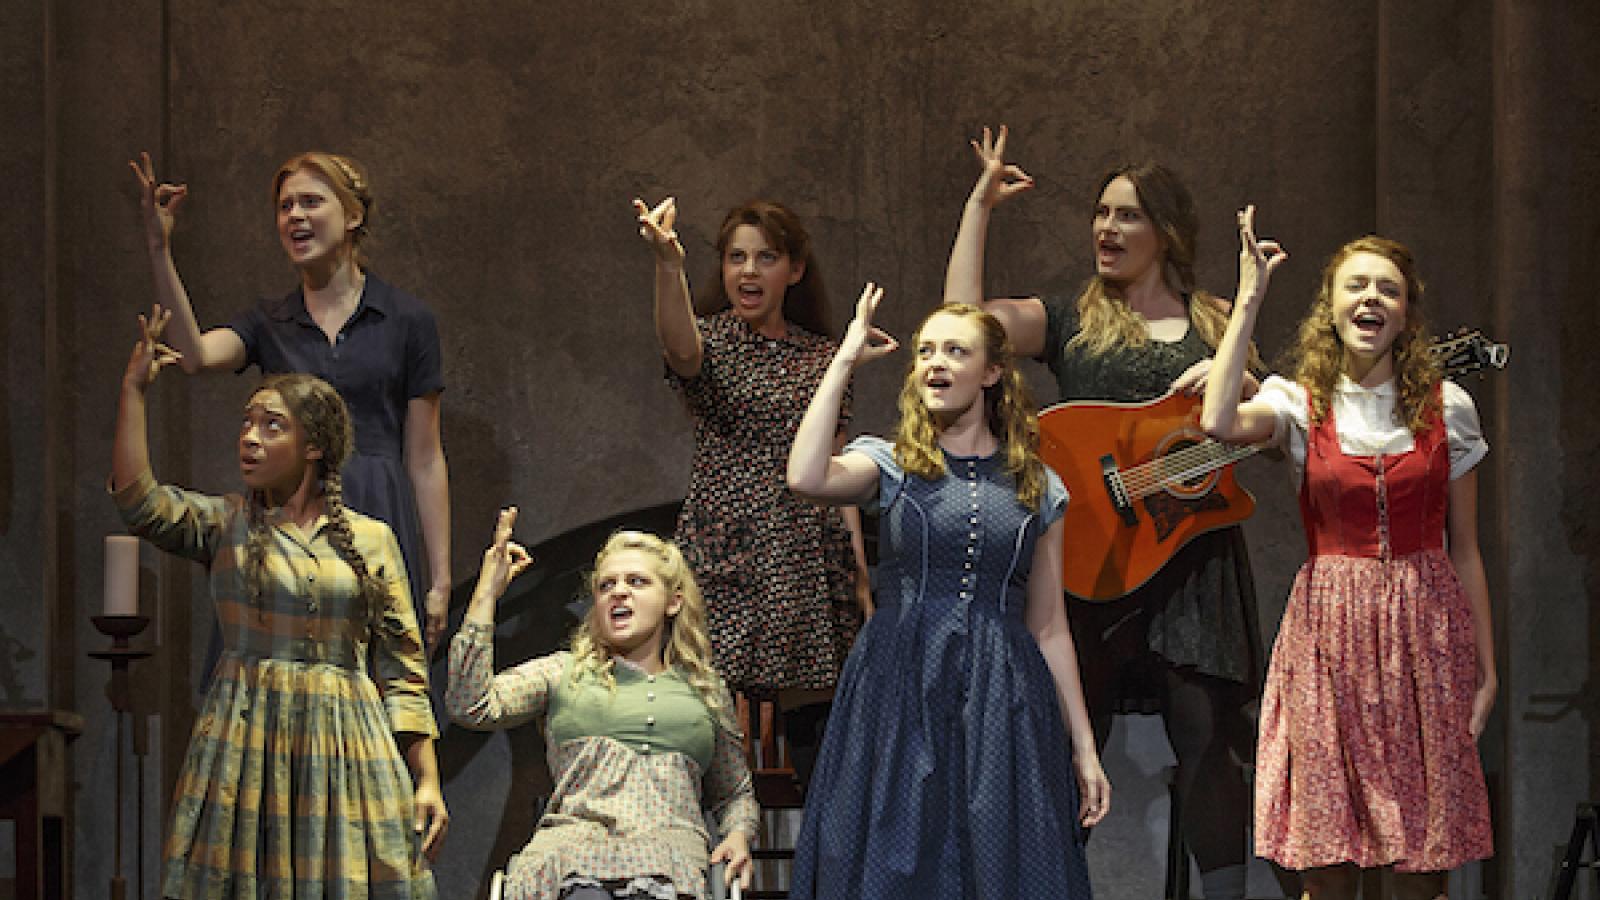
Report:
115,470,437,900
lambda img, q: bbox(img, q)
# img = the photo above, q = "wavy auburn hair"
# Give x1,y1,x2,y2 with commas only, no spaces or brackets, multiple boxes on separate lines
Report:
695,200,832,337
272,152,375,268
893,304,1046,510
568,530,734,731
1282,235,1441,433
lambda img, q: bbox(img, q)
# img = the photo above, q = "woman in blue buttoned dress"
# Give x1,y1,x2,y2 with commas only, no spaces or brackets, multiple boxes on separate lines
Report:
783,285,1110,900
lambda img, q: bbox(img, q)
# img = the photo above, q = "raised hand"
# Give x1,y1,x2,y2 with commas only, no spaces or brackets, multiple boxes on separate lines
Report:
633,196,686,266
969,125,1035,209
840,282,898,368
1235,204,1288,306
128,152,188,251
123,304,183,391
474,507,533,605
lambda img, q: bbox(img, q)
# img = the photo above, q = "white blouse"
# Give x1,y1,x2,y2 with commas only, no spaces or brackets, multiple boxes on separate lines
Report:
1253,374,1489,489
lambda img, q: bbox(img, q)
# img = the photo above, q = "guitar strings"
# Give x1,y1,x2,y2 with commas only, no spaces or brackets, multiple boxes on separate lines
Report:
1087,332,1498,504
1117,440,1257,499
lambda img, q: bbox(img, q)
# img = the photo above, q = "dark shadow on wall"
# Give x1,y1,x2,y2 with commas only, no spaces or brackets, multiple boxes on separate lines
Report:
1562,195,1600,795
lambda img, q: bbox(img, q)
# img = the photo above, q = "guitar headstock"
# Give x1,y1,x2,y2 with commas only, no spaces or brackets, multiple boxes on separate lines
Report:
1429,328,1509,379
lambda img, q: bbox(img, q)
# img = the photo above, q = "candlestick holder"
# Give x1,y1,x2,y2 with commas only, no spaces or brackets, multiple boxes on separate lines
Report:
90,614,152,900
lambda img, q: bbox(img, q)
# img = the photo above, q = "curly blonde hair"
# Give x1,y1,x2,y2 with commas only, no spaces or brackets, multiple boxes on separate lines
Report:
1070,163,1263,372
567,531,735,731
893,304,1047,510
1282,235,1441,433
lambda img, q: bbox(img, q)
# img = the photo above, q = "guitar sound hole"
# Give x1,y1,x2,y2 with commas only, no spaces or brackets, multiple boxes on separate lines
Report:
1153,435,1219,498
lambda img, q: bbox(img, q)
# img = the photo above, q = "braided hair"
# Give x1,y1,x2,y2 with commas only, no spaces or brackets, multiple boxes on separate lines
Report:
272,152,375,267
241,373,388,626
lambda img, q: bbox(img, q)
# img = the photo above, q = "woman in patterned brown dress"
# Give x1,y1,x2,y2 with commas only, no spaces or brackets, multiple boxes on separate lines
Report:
632,197,871,782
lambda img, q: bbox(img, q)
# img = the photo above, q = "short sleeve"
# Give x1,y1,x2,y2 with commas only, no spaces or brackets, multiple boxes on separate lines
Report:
663,314,719,401
1254,376,1309,451
1039,296,1075,369
1442,381,1489,479
842,435,905,513
402,303,445,400
223,303,267,374
1040,467,1069,529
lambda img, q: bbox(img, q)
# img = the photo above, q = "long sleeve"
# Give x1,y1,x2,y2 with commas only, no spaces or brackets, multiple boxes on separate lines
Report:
445,625,566,731
368,525,437,737
701,688,760,842
112,469,232,566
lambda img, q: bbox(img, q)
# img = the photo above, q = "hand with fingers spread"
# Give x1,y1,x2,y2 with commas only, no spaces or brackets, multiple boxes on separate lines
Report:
128,152,189,252
473,507,534,607
1234,204,1288,308
838,282,899,369
124,304,184,392
968,125,1035,210
634,196,686,267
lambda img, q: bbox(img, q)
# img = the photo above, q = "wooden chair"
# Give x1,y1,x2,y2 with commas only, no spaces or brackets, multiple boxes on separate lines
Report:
736,692,804,900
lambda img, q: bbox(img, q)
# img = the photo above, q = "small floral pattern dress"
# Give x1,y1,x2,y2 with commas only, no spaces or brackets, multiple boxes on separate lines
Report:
669,310,861,691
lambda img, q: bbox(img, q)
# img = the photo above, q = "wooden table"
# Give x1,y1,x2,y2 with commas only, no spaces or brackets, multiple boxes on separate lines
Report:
0,711,84,900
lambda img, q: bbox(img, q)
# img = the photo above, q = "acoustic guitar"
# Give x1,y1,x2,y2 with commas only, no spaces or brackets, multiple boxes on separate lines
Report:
1039,329,1508,600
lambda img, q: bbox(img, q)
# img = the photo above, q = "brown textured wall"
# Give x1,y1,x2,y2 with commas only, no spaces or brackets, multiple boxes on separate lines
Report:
4,1,1596,898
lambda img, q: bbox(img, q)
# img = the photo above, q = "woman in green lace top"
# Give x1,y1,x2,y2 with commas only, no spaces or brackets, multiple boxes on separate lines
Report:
446,513,758,900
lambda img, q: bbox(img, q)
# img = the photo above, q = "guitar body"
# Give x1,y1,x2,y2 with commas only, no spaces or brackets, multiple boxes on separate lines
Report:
1039,393,1256,601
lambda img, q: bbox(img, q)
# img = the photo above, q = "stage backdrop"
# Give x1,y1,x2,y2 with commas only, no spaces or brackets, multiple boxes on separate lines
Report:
2,1,1596,898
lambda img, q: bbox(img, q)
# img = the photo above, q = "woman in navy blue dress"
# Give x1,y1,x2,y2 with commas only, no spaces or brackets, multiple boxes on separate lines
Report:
785,284,1109,899
130,152,452,651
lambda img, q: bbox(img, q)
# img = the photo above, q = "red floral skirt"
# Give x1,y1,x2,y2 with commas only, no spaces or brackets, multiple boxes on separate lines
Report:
1255,549,1492,872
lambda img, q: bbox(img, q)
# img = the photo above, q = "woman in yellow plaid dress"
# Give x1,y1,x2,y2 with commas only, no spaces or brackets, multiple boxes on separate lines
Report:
111,308,448,899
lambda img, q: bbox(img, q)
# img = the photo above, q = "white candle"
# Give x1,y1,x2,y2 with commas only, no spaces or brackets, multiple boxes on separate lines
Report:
104,535,140,616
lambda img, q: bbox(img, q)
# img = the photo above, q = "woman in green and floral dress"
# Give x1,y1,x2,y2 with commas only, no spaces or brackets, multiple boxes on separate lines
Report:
447,513,758,900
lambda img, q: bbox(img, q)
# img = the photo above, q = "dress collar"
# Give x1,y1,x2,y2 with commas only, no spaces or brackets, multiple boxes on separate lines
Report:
265,273,391,324
1335,373,1397,397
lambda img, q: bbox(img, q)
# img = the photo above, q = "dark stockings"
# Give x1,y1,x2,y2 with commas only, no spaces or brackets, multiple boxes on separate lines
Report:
1088,663,1253,894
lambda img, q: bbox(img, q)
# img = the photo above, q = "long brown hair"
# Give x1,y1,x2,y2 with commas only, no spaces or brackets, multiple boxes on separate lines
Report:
241,374,389,626
568,531,735,731
1069,163,1257,369
695,200,832,337
1282,235,1441,433
272,152,374,267
893,304,1047,510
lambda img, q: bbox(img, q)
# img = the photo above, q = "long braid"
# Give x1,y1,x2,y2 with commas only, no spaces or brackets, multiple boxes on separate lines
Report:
322,470,387,629
243,490,273,618
248,372,389,628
